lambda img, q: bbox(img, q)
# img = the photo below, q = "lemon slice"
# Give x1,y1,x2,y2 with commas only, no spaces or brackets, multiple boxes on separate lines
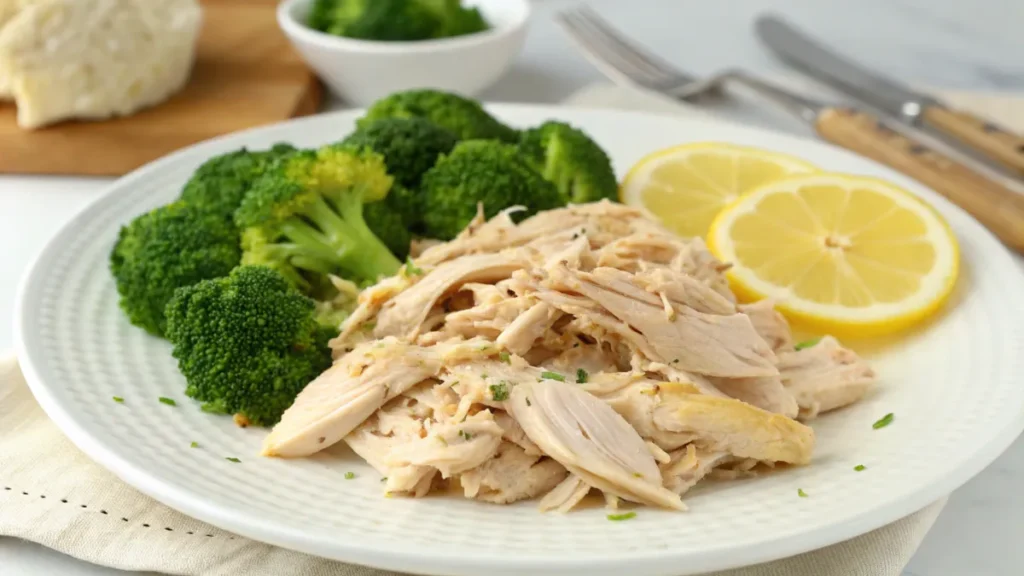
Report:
620,142,818,239
707,173,959,337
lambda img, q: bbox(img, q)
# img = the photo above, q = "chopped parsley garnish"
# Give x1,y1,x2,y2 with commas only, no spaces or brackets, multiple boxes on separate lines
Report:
481,373,489,379
499,351,511,364
112,396,124,403
797,488,808,498
190,441,199,449
525,397,532,407
872,413,894,429
794,337,822,351
225,457,241,463
607,512,636,521
489,382,510,401
458,429,473,441
671,359,679,364
403,257,423,276
540,371,565,382
158,397,176,406
854,465,866,472
576,368,589,384
380,477,388,483
344,472,355,480
632,472,643,478
436,436,449,446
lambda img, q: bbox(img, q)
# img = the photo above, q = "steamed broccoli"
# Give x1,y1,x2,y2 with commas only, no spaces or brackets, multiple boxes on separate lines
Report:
359,89,518,143
164,265,335,427
339,117,458,231
340,117,458,189
233,146,403,296
419,0,488,37
179,144,297,222
110,202,241,337
323,0,438,41
363,200,412,260
308,0,488,41
518,121,619,204
308,0,367,36
420,140,562,240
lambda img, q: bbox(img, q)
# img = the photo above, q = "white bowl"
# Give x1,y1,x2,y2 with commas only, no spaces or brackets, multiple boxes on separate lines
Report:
277,0,531,107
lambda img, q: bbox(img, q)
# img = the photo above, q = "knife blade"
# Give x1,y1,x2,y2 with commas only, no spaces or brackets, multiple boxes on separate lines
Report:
755,14,1024,175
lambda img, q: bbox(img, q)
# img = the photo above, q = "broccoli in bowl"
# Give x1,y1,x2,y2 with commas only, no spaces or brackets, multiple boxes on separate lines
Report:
308,0,489,42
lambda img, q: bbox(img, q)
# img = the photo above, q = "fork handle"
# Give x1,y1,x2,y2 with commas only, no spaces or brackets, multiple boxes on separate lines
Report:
921,106,1024,175
813,107,1024,254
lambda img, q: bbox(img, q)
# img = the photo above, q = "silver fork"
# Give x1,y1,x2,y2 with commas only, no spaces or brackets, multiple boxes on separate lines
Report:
556,5,820,123
555,5,1024,254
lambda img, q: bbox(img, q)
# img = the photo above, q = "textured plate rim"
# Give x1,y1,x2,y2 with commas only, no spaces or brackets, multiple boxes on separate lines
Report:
14,104,1024,576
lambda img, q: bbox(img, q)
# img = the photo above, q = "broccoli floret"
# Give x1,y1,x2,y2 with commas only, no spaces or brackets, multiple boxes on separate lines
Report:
233,146,403,295
418,0,489,37
518,121,619,204
363,200,412,260
308,0,367,35
179,144,297,222
308,0,435,41
339,117,458,230
164,266,335,427
420,140,562,240
340,117,458,189
309,0,487,40
109,202,241,337
344,0,440,41
359,89,518,142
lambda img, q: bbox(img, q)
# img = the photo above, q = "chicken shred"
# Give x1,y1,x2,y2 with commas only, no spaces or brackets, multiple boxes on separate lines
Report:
264,201,875,512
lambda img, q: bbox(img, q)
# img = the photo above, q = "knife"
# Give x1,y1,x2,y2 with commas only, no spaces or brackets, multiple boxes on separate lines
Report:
755,14,1024,176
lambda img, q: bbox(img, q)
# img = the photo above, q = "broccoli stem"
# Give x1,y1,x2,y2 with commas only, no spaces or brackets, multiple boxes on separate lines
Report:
279,188,401,283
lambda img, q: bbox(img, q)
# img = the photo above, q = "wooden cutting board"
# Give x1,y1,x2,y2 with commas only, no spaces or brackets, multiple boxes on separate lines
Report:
0,0,323,176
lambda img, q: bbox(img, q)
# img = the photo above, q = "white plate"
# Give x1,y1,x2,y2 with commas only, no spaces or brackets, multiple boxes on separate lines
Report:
15,105,1024,576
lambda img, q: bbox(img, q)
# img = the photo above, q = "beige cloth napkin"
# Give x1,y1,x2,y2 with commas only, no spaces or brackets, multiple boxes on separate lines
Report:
8,82,1023,576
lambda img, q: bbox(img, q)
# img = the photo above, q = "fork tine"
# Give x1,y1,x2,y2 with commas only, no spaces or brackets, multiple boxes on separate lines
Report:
557,11,661,86
573,6,686,82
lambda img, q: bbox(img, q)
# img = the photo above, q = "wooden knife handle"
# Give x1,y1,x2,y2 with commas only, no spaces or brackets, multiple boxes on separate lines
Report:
814,107,1024,254
921,105,1024,175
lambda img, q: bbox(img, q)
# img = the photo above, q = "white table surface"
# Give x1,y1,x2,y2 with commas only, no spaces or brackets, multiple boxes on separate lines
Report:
2,0,1023,574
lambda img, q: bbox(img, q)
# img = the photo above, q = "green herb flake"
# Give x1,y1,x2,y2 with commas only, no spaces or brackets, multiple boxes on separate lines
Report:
540,371,565,382
633,472,643,478
481,373,489,379
344,472,356,480
112,396,124,403
576,368,589,384
436,436,449,447
489,382,510,402
671,359,679,364
190,441,199,449
225,457,241,463
403,257,423,277
525,397,532,407
797,488,808,498
872,413,894,430
854,464,866,472
499,351,511,363
607,512,637,522
380,477,388,483
794,337,822,351
458,429,473,441
158,397,177,406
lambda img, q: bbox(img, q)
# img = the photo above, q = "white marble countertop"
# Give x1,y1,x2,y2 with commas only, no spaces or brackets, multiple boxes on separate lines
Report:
1,0,1022,574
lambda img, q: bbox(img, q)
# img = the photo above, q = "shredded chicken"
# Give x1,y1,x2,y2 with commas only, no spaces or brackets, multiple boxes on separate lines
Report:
264,201,875,513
